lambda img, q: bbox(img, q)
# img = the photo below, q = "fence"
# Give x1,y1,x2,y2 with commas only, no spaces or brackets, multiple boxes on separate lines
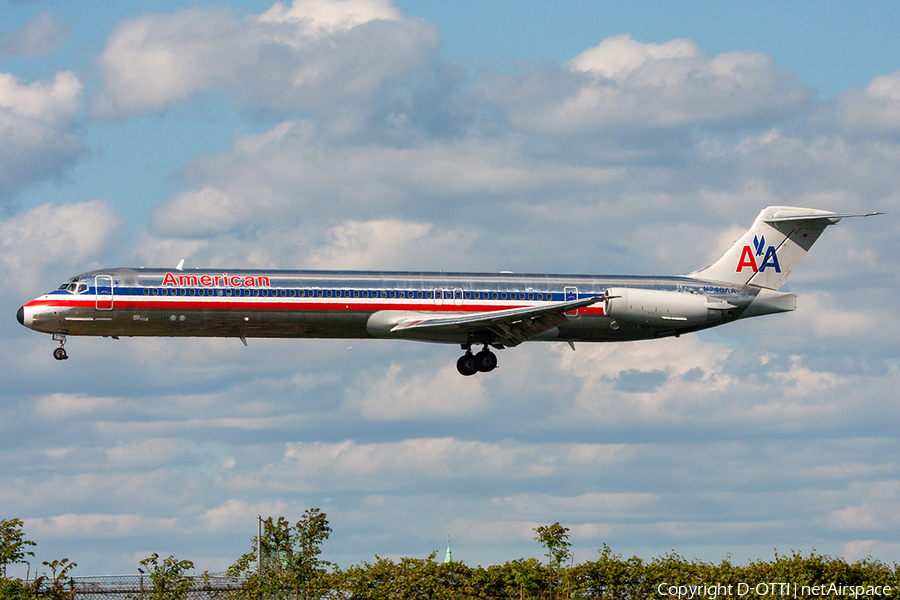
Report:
30,573,245,599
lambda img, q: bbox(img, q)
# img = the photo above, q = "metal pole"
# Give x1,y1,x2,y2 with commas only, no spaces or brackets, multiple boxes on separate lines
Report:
257,515,262,572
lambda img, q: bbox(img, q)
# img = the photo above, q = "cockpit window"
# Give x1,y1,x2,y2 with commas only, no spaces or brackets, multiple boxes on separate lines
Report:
58,283,70,291
67,283,77,292
77,283,88,294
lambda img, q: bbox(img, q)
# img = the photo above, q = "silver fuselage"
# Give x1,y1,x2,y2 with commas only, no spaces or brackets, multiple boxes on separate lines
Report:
19,267,792,346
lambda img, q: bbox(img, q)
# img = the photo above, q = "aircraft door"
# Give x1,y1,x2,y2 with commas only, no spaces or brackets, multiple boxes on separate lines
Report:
564,286,578,315
95,275,114,310
433,288,444,306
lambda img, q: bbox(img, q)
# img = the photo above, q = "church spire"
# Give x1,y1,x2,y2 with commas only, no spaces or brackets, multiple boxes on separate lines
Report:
444,535,452,563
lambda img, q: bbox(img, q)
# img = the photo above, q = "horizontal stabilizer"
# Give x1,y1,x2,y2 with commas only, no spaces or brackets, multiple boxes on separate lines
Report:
763,210,882,224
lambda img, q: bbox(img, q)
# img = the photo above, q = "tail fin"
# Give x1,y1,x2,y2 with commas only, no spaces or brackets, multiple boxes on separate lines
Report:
688,206,880,290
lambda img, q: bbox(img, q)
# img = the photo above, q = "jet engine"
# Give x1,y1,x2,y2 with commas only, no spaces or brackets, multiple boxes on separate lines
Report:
603,288,725,327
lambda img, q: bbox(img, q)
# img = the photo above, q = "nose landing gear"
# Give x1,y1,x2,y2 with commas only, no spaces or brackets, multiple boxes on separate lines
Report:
52,333,68,360
456,344,498,376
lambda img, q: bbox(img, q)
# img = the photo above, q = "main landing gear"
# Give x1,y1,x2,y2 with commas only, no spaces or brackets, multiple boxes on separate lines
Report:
456,345,498,376
52,333,68,361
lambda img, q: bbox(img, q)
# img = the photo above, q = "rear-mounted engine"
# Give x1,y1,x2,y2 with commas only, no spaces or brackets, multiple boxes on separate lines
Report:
603,287,724,327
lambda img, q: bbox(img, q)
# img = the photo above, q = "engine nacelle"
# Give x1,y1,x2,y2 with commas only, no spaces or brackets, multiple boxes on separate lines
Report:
604,288,713,327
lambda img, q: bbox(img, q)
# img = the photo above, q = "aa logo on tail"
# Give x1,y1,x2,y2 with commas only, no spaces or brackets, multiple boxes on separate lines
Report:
736,235,781,273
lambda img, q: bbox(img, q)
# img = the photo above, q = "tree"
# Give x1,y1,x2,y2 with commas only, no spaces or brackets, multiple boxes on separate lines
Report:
228,509,333,599
138,553,195,600
0,519,36,579
38,559,77,600
533,523,572,600
1,518,39,600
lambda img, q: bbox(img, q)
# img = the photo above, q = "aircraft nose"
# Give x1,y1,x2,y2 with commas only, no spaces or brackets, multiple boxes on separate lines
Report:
17,305,24,326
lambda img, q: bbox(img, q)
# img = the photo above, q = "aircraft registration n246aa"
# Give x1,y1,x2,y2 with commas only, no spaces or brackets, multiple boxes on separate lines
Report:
17,206,879,376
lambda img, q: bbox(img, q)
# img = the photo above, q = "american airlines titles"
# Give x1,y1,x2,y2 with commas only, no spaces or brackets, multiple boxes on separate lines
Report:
161,272,271,288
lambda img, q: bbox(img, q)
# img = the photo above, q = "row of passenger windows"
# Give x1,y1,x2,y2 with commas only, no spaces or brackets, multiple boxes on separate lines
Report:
142,288,552,301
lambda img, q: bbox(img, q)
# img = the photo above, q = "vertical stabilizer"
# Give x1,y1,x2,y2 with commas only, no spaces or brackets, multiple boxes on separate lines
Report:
688,206,879,290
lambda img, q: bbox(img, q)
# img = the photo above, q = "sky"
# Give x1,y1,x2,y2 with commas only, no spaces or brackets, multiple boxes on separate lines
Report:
1,0,900,577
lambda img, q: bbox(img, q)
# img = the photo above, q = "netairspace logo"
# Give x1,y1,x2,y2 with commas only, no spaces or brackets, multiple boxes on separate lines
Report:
736,235,781,274
656,581,894,598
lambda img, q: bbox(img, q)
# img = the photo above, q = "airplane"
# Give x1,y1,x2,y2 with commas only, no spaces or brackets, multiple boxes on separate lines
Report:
17,206,879,376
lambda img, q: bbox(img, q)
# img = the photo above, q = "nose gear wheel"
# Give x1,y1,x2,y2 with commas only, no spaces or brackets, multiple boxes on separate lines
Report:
52,333,68,360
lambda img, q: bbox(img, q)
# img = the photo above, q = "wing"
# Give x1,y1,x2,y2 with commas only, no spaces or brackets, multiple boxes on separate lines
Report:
389,296,602,347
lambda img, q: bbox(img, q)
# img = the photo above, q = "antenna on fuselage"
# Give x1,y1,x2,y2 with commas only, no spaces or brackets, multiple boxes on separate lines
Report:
175,259,185,271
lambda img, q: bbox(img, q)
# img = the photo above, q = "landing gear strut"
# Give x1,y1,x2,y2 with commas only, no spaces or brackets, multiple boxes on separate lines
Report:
456,344,497,376
52,333,68,361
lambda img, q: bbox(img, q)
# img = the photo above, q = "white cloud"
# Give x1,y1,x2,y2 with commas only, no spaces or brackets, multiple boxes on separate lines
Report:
145,118,623,260
495,34,811,134
36,394,117,420
832,70,900,134
199,498,290,531
346,362,486,420
258,0,400,33
0,71,81,119
0,200,121,293
94,0,438,119
0,12,70,59
569,34,698,82
844,540,900,563
105,439,188,468
150,187,250,238
0,70,86,198
260,438,569,491
306,219,475,270
25,514,178,538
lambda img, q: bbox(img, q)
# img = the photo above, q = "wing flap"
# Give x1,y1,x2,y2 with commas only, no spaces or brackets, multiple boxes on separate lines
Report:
390,296,602,347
